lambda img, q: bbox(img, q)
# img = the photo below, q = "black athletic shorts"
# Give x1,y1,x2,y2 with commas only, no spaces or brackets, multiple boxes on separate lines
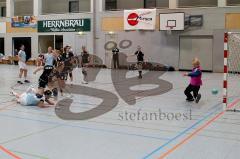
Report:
38,66,53,88
38,77,48,88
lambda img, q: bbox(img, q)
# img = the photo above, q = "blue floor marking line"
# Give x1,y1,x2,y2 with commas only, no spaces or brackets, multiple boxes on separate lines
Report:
142,102,222,159
0,113,170,142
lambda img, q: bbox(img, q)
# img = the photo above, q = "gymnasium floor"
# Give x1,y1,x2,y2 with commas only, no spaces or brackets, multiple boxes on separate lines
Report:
0,65,239,159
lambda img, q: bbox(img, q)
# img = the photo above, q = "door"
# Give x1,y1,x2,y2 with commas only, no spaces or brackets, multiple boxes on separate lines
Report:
55,35,63,50
0,38,4,55
105,33,118,68
39,35,63,53
179,36,213,71
38,35,54,53
13,37,31,60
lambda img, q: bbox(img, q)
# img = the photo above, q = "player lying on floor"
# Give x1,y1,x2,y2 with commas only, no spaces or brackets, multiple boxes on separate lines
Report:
11,60,67,107
11,87,55,108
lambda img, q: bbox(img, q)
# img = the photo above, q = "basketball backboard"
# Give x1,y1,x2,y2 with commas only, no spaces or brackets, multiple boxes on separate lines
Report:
160,12,185,31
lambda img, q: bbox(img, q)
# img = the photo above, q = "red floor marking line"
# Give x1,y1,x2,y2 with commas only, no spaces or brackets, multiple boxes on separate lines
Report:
158,99,240,159
0,102,22,159
0,146,22,159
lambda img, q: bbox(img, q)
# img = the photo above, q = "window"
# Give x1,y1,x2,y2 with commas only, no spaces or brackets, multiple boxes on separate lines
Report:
144,0,168,8
156,0,169,8
106,0,117,10
69,1,79,13
42,0,90,14
105,0,168,10
1,7,6,17
179,0,218,8
144,0,156,8
106,0,144,10
227,0,240,6
14,0,33,16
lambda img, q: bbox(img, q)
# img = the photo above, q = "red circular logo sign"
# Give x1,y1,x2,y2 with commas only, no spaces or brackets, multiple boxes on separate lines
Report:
127,13,139,26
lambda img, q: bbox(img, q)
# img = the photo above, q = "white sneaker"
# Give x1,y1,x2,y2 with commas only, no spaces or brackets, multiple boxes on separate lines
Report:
82,81,88,84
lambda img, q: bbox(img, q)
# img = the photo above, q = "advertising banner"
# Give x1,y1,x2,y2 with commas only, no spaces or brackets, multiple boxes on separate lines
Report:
124,9,156,30
38,19,91,32
11,16,37,28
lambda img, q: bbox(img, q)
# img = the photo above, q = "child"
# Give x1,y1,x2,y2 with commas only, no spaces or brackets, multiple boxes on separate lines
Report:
11,87,55,108
183,58,202,103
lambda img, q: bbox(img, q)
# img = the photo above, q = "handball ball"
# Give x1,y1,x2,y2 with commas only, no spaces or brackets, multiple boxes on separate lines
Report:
212,89,219,95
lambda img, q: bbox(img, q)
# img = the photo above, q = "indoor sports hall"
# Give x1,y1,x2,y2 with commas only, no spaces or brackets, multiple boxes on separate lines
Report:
0,0,240,159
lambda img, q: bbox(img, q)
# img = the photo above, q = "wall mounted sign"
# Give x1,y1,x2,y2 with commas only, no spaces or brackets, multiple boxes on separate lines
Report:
38,19,91,32
11,16,37,28
124,9,156,30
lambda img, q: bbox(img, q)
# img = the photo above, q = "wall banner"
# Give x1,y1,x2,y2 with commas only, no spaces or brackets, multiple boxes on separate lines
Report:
124,9,156,30
38,19,91,32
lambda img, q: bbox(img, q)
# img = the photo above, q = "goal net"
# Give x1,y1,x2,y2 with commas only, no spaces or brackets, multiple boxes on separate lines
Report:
224,32,240,112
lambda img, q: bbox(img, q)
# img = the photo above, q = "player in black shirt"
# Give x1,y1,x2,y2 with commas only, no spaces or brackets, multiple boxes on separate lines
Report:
62,46,74,84
130,46,144,79
112,47,120,69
